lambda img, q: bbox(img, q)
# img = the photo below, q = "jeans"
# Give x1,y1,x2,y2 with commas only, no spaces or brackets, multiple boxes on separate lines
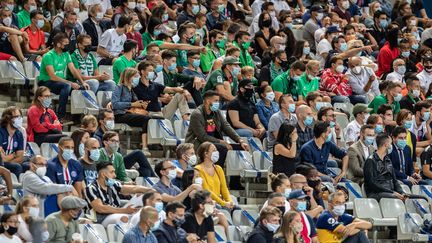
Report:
343,231,370,243
401,178,429,188
331,95,350,104
349,95,368,105
85,79,116,94
424,179,432,185
235,128,254,138
123,150,156,177
38,81,71,119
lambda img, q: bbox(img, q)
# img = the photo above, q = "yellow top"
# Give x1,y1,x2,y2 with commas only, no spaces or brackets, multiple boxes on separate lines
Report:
406,129,414,157
195,164,232,206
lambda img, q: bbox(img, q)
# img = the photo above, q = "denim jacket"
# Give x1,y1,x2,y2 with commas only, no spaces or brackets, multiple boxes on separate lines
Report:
112,84,137,115
255,100,279,130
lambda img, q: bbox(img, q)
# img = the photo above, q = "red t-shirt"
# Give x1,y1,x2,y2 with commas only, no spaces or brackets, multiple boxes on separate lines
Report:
22,26,45,51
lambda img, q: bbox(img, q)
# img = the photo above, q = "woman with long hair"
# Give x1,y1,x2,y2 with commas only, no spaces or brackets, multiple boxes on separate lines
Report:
0,212,21,242
70,128,90,159
16,195,40,242
273,122,299,176
254,11,276,58
273,211,303,243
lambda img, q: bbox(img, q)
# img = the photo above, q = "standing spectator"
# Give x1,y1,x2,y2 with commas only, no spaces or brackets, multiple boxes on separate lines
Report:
0,212,22,242
46,195,86,243
273,123,299,177
22,10,48,56
17,0,36,28
345,104,372,146
303,6,324,52
376,25,400,77
26,87,65,145
368,82,403,114
122,206,158,243
97,15,130,65
347,125,376,184
38,33,85,121
48,11,80,54
247,206,282,243
400,76,422,113
113,39,138,83
267,94,298,148
256,85,279,130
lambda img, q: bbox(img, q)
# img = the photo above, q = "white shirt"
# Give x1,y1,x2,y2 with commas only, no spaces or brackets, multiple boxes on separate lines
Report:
345,120,362,144
154,71,164,85
97,28,126,61
360,140,370,159
271,0,290,14
386,71,404,83
417,70,432,94
17,215,32,242
346,66,380,96
0,234,22,243
317,38,332,67
248,15,279,38
410,117,428,141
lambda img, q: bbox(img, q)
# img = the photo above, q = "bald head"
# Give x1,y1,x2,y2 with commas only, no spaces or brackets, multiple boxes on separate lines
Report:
85,137,99,149
349,56,362,68
289,174,307,190
30,155,47,172
270,36,285,50
140,206,158,224
296,105,313,120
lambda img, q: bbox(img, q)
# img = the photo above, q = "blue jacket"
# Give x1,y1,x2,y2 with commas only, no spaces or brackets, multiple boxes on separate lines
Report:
389,144,414,180
255,100,279,130
112,85,136,115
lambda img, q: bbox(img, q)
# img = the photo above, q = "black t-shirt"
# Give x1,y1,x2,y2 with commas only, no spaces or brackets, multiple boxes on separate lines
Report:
79,158,98,186
133,81,166,112
421,146,432,179
254,29,275,58
181,212,214,240
204,112,222,139
227,97,257,129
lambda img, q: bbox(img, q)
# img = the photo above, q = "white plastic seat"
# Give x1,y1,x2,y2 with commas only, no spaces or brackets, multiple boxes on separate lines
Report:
147,119,183,146
214,225,227,242
232,209,258,227
225,150,255,177
243,137,263,154
228,225,252,243
71,90,99,115
405,198,431,219
96,90,112,109
40,143,59,159
136,177,159,187
380,198,406,218
107,224,125,242
0,205,16,214
252,151,272,170
79,224,108,243
412,185,432,203
400,184,412,194
397,213,428,241
335,114,349,130
353,198,396,226
173,120,189,140
334,102,354,114
98,65,113,79
125,169,139,180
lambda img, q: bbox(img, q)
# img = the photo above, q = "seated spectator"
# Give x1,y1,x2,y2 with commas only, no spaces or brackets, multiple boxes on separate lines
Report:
27,86,65,146
96,15,130,65
273,211,304,243
1,0,18,27
85,161,152,227
246,206,282,243
268,94,298,148
202,56,241,103
123,206,158,242
265,192,288,216
297,60,322,102
305,91,326,116
52,0,81,31
153,160,201,204
421,145,432,184
389,126,426,187
80,114,98,137
233,31,254,68
48,11,80,54
227,79,266,138
0,106,25,177
256,85,279,130
16,195,40,241
22,10,48,57
22,155,76,217
287,189,319,243
295,105,314,150
369,82,403,114
296,163,327,210
82,4,111,51
112,67,151,154
94,109,115,145
300,121,348,183
69,34,116,94
113,39,138,84
410,101,432,154
345,104,372,146
0,165,13,205
346,56,380,102
259,50,287,87
79,138,99,186
364,133,407,201
176,22,200,69
70,128,90,159
0,212,22,242
195,142,234,208
347,125,376,184
182,50,206,80
367,114,385,134
417,55,432,94
386,58,406,83
316,192,372,242
317,106,344,146
273,123,299,177
172,143,196,188
46,195,86,243
100,131,155,182
396,109,417,160
130,190,165,226
181,190,216,242
154,201,189,243
134,61,191,120
262,173,291,210
271,61,306,102
200,29,226,74
17,0,36,28
400,76,422,113
38,33,86,121
377,103,397,134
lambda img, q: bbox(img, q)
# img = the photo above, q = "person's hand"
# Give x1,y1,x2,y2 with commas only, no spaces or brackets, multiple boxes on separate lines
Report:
412,173,421,180
343,223,357,236
291,132,299,142
257,127,266,137
40,48,49,54
71,82,80,90
225,201,235,209
191,184,202,191
123,205,139,214
183,90,192,101
193,77,204,89
368,74,376,83
22,32,29,42
53,119,61,125
408,176,418,185
303,186,314,197
220,140,233,150
82,82,90,90
393,192,405,200
106,102,112,110
159,93,172,104
132,101,143,108
362,45,374,54
240,141,249,151
186,233,200,243
334,173,345,184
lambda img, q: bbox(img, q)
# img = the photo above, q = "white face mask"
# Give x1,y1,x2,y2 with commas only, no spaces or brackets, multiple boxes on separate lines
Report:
352,66,362,74
203,203,215,217
36,166,46,177
187,154,197,165
42,231,50,241
3,17,12,27
194,177,203,186
266,223,280,232
28,206,40,218
210,151,219,163
167,169,177,180
128,2,136,9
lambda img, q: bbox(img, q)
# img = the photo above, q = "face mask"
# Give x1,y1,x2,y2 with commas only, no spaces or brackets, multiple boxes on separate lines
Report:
192,59,201,69
62,149,73,161
186,154,197,165
262,19,271,28
128,2,136,9
424,66,432,74
72,7,80,14
266,223,280,233
265,92,275,101
332,204,345,216
134,22,142,31
83,45,92,53
96,12,104,21
284,188,292,198
292,75,301,81
307,74,316,80
285,23,293,29
132,76,140,87
387,144,393,154
5,226,18,235
404,120,413,129
173,217,185,228
28,206,40,218
412,89,420,98
232,66,241,76
105,120,115,130
155,201,164,213
218,4,225,13
167,169,177,180
62,46,69,53
293,223,303,234
106,176,115,187
242,41,251,50
192,5,200,15
243,88,254,98
396,66,406,75
279,45,286,51
216,39,226,49
365,136,375,146
422,112,430,121
352,66,362,74
109,142,119,153
296,201,307,211
276,206,285,215
342,0,350,9
379,19,388,29
203,203,214,217
147,71,155,81
137,3,146,11
303,116,314,127
194,177,203,185
396,139,407,149
325,133,333,142
89,149,100,161
78,143,85,157
150,220,160,231
394,93,402,102
410,19,417,26
303,47,310,55
72,209,82,220
401,51,410,58
317,13,324,21
211,151,219,163
12,117,22,129
42,231,50,241
288,103,296,113
154,29,161,37
155,64,163,73
336,65,345,73
168,63,177,72
279,60,289,70
189,35,196,45
412,44,419,50
340,42,348,52
315,102,324,111
375,124,384,134
330,121,336,128
6,4,14,11
210,102,220,111
29,5,37,12
36,166,46,177
41,97,52,108
2,17,11,27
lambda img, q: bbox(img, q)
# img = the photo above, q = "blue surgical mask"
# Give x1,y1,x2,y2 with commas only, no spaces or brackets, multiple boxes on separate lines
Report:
79,143,85,157
210,102,220,111
402,51,410,58
41,97,52,108
37,19,45,29
284,188,292,198
379,19,388,29
232,66,241,76
325,133,332,142
315,102,324,111
412,44,419,50
154,29,161,37
330,121,336,128
155,64,163,73
61,149,73,161
89,149,100,161
303,47,310,55
396,66,406,75
340,42,348,52
396,139,407,149
375,124,384,134
364,136,375,146
192,59,201,69
192,5,200,15
296,201,307,211
394,93,402,102
423,112,430,122
146,71,155,81
292,75,301,81
387,145,393,154
155,201,164,213
285,23,293,29
168,63,177,72
288,103,296,113
304,116,314,127
106,177,115,187
132,76,140,87
151,220,161,231
404,120,413,129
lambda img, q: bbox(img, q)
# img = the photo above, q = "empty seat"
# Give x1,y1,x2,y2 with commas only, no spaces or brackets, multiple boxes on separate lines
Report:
400,184,412,194
40,143,59,159
71,90,99,115
232,209,258,227
26,142,41,157
147,119,183,146
412,185,432,203
334,102,354,114
0,205,16,214
136,177,159,187
79,224,108,243
96,90,112,109
397,213,429,241
353,198,396,226
252,151,272,170
380,198,406,218
173,120,189,140
107,224,125,242
335,114,349,130
214,225,227,242
405,198,431,219
228,225,252,243
244,137,263,153
225,150,254,177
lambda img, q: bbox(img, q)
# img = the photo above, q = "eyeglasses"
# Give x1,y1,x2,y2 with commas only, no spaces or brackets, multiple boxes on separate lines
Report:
109,140,120,143
6,221,20,226
163,166,176,170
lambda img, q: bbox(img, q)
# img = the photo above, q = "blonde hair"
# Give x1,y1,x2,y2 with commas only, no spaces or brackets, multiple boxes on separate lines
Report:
119,68,139,87
241,66,254,76
81,115,97,128
273,211,302,243
306,60,320,70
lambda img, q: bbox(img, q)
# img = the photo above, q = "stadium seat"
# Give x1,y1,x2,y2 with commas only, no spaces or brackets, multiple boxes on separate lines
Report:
354,198,397,226
334,102,354,115
380,198,406,219
136,177,159,187
0,205,16,214
405,198,431,219
228,225,252,243
173,120,189,140
11,173,21,189
232,209,258,227
71,90,100,115
400,184,412,194
99,65,113,79
335,113,349,130
40,143,59,159
147,119,183,147
252,151,272,170
107,224,125,242
79,224,108,243
214,225,227,242
337,182,363,210
26,142,41,156
125,169,139,180
397,213,429,241
243,137,263,154
412,185,432,203
96,90,112,109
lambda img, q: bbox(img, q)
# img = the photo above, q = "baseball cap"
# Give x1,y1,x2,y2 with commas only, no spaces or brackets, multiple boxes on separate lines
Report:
222,56,241,66
352,103,372,116
288,189,310,200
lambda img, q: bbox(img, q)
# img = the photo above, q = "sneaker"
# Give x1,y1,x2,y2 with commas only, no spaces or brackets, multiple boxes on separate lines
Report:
142,147,151,157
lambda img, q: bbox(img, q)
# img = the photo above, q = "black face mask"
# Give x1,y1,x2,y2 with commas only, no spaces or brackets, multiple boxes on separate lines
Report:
61,46,69,53
5,226,18,235
279,60,289,70
243,88,254,98
307,178,321,188
83,45,92,53
66,22,75,29
262,19,272,28
276,206,285,215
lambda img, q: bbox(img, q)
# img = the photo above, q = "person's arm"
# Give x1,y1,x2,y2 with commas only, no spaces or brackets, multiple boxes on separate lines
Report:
206,232,216,243
274,143,296,159
0,25,24,36
111,86,132,111
89,198,132,214
120,185,153,194
228,110,253,130
0,167,12,199
73,181,84,198
45,65,71,83
23,174,74,195
96,46,112,58
159,42,205,52
347,147,364,178
255,37,268,52
159,184,200,203
67,62,84,84
423,162,432,179
114,156,129,182
215,83,235,101
256,105,268,129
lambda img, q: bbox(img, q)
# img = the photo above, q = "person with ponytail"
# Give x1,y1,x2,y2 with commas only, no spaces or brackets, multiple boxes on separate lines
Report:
273,211,304,243
261,173,291,212
16,195,40,242
0,212,21,242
